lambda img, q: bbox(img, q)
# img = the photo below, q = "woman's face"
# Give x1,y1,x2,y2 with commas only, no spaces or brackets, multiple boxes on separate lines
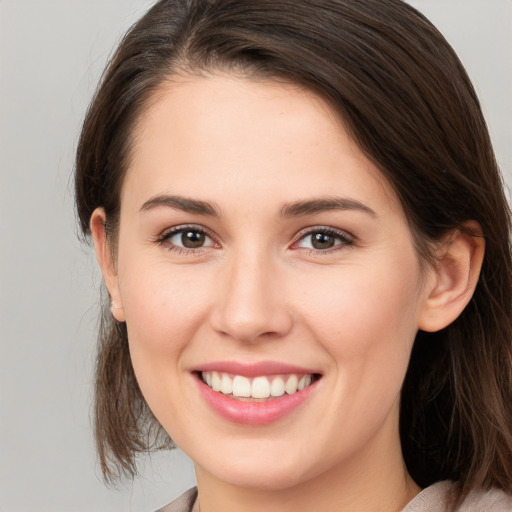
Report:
104,74,435,490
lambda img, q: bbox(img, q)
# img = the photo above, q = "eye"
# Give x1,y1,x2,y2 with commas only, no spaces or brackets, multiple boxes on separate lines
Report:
172,229,208,249
156,225,217,252
293,227,353,252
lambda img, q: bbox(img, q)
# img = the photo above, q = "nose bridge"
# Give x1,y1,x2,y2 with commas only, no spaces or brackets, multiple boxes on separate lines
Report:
211,245,292,343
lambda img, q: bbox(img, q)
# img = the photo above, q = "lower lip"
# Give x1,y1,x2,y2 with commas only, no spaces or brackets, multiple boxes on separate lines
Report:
195,374,319,425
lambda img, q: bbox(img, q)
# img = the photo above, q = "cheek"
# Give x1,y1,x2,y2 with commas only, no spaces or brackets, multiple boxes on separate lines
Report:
298,266,419,341
293,266,421,452
294,257,421,391
117,260,214,407
120,260,211,347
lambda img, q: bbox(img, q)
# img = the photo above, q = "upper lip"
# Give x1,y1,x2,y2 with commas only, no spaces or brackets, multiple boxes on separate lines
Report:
194,360,320,377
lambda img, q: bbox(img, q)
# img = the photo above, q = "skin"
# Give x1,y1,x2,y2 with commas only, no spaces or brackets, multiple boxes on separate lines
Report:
92,74,484,512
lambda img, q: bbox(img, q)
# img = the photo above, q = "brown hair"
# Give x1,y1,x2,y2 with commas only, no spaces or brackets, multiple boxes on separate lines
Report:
75,0,512,498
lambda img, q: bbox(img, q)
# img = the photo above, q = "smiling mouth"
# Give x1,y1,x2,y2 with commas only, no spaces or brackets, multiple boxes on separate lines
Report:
199,371,320,401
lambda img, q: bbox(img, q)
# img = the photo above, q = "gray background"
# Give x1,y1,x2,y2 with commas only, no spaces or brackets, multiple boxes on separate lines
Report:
0,1,510,510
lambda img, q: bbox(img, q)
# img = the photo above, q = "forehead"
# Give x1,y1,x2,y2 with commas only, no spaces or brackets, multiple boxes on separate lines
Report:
123,73,401,217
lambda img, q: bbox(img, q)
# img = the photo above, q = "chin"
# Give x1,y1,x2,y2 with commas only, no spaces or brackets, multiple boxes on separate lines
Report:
218,467,310,492
196,447,321,492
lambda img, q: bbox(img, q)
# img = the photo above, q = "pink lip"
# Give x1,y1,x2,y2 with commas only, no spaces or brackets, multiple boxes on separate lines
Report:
194,360,318,377
193,365,320,426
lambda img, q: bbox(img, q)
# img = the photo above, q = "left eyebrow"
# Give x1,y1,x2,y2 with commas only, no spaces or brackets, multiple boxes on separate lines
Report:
139,194,221,217
280,197,377,218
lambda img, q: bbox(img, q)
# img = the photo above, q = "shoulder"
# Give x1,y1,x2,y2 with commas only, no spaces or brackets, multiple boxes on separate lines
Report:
155,487,198,512
461,486,512,511
402,481,512,512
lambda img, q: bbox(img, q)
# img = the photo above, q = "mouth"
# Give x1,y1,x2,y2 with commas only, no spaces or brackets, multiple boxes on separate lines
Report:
199,371,320,401
193,364,322,425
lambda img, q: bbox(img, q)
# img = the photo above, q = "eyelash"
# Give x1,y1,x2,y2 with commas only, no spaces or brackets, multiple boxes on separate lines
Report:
155,225,218,255
154,225,354,255
291,226,354,254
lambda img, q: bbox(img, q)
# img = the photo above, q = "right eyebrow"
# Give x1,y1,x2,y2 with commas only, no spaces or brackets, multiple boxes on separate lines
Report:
280,196,376,218
139,194,221,217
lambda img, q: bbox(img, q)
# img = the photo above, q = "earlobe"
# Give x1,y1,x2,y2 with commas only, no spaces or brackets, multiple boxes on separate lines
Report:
90,208,126,323
418,221,485,333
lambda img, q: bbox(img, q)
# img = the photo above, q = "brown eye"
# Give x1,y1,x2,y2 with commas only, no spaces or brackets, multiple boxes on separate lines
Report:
311,232,336,250
159,226,216,252
182,230,206,248
294,227,353,252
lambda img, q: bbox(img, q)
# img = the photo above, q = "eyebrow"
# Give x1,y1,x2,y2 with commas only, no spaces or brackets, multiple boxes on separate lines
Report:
280,197,376,218
139,194,375,218
139,194,221,217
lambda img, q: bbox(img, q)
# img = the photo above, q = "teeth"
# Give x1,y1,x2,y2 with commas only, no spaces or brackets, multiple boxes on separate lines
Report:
298,375,312,390
201,371,315,398
270,376,285,397
251,376,271,399
211,371,221,392
232,375,251,397
220,373,233,395
285,374,298,394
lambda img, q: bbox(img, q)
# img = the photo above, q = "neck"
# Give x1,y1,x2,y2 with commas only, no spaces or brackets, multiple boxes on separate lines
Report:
194,418,420,512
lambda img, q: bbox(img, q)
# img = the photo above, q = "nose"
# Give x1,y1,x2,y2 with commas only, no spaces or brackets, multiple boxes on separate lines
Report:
210,251,293,344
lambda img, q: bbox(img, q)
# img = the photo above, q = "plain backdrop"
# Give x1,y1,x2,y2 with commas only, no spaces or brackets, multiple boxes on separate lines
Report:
0,1,511,511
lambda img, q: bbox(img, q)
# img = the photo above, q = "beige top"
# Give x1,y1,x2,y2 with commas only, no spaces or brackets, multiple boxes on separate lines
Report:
403,481,512,511
157,481,512,512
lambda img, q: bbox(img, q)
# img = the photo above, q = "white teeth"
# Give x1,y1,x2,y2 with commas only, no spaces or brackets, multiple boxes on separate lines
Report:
232,375,252,397
251,376,271,399
285,374,299,395
220,373,233,395
211,371,221,392
270,377,285,397
297,374,312,390
201,371,314,398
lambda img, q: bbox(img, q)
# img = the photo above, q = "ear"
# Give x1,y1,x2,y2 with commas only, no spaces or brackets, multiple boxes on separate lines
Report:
90,208,126,322
418,221,485,332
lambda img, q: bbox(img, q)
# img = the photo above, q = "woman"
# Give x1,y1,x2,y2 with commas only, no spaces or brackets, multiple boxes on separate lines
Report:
75,0,512,510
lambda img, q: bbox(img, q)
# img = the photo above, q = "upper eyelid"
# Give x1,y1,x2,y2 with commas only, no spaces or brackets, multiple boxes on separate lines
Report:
155,225,219,254
155,224,354,248
154,224,218,249
159,224,215,239
290,227,355,253
293,225,354,241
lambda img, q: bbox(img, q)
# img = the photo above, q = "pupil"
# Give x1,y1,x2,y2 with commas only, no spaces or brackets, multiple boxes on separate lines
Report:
312,232,335,249
182,231,205,248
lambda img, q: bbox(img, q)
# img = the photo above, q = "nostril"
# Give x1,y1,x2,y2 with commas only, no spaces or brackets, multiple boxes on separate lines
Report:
210,305,293,343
